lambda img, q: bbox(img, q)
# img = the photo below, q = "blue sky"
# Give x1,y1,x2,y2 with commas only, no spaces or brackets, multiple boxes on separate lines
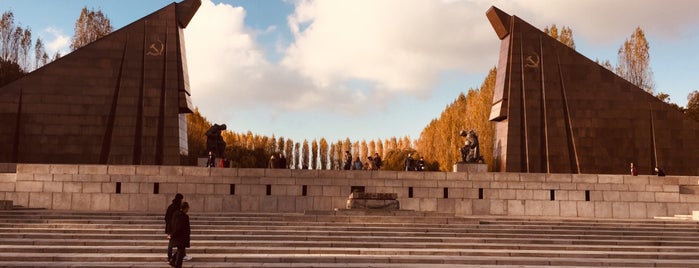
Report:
1,0,698,143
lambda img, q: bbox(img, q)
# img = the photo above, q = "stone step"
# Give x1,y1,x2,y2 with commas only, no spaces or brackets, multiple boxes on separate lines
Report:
0,253,698,267
3,210,699,267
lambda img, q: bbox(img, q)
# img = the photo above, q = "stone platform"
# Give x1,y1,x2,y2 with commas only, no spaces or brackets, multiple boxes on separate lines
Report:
453,163,487,172
2,163,699,219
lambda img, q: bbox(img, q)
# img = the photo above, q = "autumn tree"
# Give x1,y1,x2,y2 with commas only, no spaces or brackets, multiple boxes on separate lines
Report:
544,24,575,49
616,27,654,94
71,7,113,51
416,68,496,171
285,139,293,168
319,138,329,169
294,142,301,169
687,90,699,123
311,139,318,169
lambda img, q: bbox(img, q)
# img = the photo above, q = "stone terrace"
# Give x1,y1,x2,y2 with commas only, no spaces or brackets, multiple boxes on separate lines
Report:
2,209,699,267
2,164,699,218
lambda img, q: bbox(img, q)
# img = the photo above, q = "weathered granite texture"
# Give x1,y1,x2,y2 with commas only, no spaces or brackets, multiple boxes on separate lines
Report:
0,0,201,165
487,6,699,175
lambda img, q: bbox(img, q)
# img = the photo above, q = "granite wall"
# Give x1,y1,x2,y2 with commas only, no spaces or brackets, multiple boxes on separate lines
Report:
2,164,699,219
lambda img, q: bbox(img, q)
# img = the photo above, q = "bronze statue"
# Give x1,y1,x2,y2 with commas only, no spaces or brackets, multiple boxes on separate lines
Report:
460,130,483,163
205,124,227,158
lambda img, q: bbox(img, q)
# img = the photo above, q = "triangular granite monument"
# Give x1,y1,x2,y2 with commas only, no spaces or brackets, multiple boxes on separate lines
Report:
487,6,699,175
0,0,201,165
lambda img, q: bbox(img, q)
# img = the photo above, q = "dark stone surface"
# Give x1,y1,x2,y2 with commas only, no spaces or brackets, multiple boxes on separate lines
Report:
0,0,201,165
487,6,699,175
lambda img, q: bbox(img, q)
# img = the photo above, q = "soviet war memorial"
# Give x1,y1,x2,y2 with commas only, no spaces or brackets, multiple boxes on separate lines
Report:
2,0,699,267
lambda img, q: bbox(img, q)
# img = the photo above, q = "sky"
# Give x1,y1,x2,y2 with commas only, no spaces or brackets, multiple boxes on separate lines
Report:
1,0,698,143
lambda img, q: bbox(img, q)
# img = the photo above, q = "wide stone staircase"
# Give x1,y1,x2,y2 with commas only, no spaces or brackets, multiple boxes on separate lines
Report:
1,210,699,267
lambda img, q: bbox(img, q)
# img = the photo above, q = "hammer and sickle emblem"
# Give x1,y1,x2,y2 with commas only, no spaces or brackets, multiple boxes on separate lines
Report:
525,53,540,68
146,39,164,56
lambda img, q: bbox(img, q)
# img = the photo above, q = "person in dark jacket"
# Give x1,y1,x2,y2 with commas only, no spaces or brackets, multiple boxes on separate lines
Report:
165,193,183,263
170,202,191,268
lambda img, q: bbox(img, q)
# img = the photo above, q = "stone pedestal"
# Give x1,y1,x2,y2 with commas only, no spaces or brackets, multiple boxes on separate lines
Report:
453,163,487,172
346,192,400,210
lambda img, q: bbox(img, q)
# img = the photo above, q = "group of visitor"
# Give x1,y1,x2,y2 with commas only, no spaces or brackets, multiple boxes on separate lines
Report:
630,162,665,176
344,151,382,170
404,153,426,171
164,194,191,268
268,153,287,169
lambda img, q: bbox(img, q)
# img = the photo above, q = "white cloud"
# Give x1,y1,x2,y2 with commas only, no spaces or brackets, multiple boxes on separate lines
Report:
42,27,70,57
283,0,494,96
184,0,699,127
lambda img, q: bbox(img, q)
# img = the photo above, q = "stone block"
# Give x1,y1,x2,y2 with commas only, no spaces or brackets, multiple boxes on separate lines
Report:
471,199,489,215
646,203,667,218
446,172,467,181
33,174,52,182
624,176,649,184
240,195,260,211
559,201,577,217
203,196,223,212
178,183,196,194
373,170,398,180
276,196,296,212
489,199,506,215
602,191,620,201
265,169,291,178
453,163,487,173
610,184,629,191
50,165,79,174
318,170,344,179
637,192,655,202
542,201,560,216
52,193,71,210
147,194,168,212
454,199,472,215
182,166,210,177
516,189,533,200
0,182,15,192
589,191,603,201
158,183,178,194
594,202,612,218
619,192,638,202
612,202,630,218
662,185,679,192
294,197,313,212
52,174,73,182
492,172,519,182
655,192,679,202
292,169,319,178
541,182,560,190
420,198,437,211
594,184,611,191
110,194,129,211
524,200,543,216
82,182,102,193
520,173,546,182
554,190,569,201
222,196,241,211
545,173,572,183
628,202,647,219
576,183,595,190
490,181,507,189
196,184,215,194
128,194,148,211
571,174,598,184
666,203,688,217
310,196,332,211
531,190,549,200
159,166,183,176
78,165,108,175
17,164,49,174
15,181,43,192
506,182,525,189
0,173,16,183
29,192,52,208
423,171,446,180
210,167,236,177
135,165,160,176
6,192,28,207
71,193,91,210
107,165,135,175
90,194,110,211
507,200,525,215
75,174,109,182
524,182,542,190
598,175,623,184
577,202,595,217
237,168,265,178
